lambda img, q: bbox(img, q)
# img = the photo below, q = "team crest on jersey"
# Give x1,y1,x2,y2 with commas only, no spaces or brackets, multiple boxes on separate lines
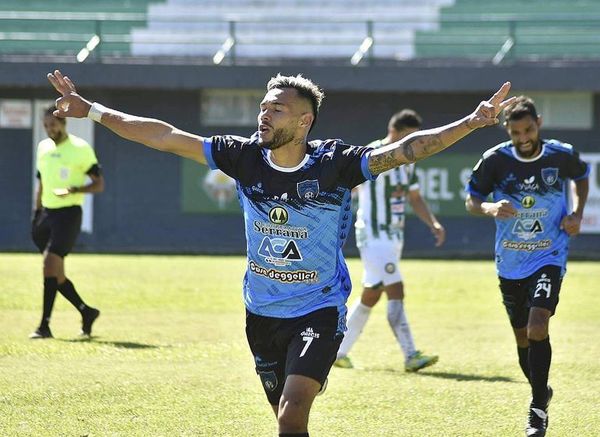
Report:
297,180,320,200
541,168,559,186
269,206,288,225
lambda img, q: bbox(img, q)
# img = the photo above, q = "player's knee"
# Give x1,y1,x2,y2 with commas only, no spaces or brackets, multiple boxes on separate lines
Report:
527,322,548,341
361,286,383,307
277,395,310,432
360,294,379,307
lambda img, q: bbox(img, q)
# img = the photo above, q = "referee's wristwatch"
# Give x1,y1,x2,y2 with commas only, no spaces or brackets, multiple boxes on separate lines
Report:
69,186,79,194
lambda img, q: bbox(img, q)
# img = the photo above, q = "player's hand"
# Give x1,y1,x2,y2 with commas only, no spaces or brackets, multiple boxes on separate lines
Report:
560,213,582,236
430,222,446,247
47,70,92,118
466,82,517,129
484,199,517,219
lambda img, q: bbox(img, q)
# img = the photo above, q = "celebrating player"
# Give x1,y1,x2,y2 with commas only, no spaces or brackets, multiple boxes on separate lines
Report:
48,69,513,437
465,96,589,437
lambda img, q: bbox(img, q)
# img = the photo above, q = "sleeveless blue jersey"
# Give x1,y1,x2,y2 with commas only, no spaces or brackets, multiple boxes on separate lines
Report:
466,139,589,279
203,134,376,320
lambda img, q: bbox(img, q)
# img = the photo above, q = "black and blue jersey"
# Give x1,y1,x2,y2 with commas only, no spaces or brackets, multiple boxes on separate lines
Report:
203,134,376,320
466,139,589,279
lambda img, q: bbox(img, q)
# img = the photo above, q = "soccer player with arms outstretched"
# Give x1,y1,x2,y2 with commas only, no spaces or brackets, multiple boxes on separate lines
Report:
48,69,513,436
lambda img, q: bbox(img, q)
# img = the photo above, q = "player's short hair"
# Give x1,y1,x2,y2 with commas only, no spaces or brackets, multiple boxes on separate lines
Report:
44,105,65,122
504,96,538,123
389,109,422,132
267,73,324,132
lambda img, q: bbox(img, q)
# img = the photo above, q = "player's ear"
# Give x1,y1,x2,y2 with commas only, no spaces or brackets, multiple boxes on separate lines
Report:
536,115,543,129
299,112,313,128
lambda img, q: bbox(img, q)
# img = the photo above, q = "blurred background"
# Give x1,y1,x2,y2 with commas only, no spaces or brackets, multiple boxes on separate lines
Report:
1,0,598,258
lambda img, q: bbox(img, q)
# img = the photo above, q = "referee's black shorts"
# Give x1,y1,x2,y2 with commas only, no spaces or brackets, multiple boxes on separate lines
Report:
31,206,82,258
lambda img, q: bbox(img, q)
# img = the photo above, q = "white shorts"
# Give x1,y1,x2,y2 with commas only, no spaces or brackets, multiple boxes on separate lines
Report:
358,238,404,288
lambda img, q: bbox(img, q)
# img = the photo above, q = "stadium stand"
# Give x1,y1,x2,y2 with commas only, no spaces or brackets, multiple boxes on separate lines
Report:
0,0,599,62
0,0,162,57
415,0,600,59
130,0,454,60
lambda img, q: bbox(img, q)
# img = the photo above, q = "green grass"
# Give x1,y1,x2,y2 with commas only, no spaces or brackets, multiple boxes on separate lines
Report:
1,254,598,436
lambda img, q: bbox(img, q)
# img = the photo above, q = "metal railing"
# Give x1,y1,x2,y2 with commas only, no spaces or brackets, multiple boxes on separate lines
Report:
1,12,599,65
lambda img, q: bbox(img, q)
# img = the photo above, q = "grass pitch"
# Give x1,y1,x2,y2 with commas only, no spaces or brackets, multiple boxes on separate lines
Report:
0,254,598,436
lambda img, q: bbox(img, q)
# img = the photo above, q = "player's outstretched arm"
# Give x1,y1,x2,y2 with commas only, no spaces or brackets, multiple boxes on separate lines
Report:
368,82,515,175
47,70,207,165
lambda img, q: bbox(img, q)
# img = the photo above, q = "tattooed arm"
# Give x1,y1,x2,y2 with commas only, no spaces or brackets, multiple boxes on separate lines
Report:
368,82,515,175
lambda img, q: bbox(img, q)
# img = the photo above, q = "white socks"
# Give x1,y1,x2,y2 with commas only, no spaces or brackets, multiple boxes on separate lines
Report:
337,299,417,361
337,301,372,358
387,299,416,360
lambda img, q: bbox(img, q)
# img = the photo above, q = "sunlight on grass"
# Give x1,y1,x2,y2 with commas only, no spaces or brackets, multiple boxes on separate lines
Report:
0,254,598,436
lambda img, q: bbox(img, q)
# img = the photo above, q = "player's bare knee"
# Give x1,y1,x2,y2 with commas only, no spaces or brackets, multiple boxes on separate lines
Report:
527,322,548,341
361,287,382,307
277,396,310,432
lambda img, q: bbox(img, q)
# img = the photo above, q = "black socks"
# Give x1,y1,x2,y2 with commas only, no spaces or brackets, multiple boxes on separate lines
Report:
57,278,86,313
529,337,552,408
40,277,58,328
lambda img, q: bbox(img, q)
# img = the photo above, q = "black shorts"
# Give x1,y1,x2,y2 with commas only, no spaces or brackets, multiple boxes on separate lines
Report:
245,306,343,405
31,206,82,258
499,265,563,329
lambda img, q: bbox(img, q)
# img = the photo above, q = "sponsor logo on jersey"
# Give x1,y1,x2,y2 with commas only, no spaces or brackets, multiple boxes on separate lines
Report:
502,239,551,251
253,221,308,239
512,218,544,240
521,195,535,208
541,167,559,186
258,237,303,266
297,179,320,200
516,209,548,219
269,206,288,225
249,261,318,283
518,175,540,192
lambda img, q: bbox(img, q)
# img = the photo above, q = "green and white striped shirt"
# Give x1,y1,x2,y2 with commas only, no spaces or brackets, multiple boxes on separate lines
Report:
355,139,419,245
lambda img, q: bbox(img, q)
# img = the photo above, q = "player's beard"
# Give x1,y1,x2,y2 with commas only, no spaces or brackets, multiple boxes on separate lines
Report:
516,136,541,158
259,126,296,151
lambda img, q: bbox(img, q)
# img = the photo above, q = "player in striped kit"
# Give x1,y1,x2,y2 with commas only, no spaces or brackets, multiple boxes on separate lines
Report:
335,110,444,371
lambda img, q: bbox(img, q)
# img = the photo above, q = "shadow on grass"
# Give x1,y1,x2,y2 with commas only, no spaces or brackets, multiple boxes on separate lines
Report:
415,370,517,383
59,338,163,349
358,367,518,383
